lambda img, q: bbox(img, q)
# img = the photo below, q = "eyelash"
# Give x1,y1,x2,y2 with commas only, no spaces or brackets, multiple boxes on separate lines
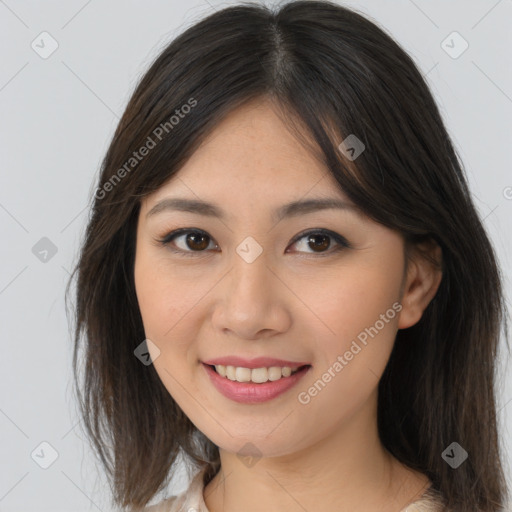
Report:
154,228,351,258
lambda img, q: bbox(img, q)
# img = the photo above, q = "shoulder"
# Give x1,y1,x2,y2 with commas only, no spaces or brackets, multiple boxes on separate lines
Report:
142,496,179,512
141,466,209,512
400,485,446,512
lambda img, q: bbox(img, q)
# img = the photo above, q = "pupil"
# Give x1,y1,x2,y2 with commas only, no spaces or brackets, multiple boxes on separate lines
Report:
309,234,329,252
187,233,209,250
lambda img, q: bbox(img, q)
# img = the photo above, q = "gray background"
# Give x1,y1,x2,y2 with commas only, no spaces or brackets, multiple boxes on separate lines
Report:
1,0,511,510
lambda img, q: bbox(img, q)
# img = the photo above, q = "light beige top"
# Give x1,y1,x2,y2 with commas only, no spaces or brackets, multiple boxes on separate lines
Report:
143,467,446,512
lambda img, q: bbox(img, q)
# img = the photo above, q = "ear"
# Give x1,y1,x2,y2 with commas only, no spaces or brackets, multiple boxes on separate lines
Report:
397,239,443,330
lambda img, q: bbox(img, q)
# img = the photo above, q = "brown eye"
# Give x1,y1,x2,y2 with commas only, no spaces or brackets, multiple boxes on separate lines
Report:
184,232,210,251
288,229,349,256
157,228,217,256
157,227,349,258
305,233,330,252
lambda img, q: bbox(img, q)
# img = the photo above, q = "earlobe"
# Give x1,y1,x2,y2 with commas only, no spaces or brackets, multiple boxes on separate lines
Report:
397,241,443,330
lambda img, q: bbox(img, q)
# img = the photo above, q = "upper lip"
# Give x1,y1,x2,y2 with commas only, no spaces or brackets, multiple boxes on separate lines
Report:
202,356,310,369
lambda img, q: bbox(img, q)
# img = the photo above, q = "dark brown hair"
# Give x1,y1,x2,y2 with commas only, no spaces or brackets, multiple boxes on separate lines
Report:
66,1,510,510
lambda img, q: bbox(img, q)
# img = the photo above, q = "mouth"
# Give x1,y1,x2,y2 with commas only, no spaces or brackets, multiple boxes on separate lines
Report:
202,363,312,404
206,363,311,383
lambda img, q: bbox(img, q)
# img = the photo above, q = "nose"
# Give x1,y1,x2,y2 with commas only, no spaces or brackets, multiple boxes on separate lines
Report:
211,249,292,340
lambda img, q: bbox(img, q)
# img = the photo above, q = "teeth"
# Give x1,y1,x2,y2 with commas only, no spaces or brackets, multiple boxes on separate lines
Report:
214,364,301,383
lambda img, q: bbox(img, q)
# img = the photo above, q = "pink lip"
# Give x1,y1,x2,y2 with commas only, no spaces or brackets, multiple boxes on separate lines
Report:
202,356,310,369
202,363,311,404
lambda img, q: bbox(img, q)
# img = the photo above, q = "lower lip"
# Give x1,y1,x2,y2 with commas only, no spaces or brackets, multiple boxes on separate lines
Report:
203,363,311,404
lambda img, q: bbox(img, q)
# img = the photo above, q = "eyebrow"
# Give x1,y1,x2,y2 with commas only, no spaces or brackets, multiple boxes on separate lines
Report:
146,197,361,222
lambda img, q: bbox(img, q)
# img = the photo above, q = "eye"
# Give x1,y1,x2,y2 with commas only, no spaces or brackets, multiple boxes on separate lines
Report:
287,228,350,256
155,228,350,257
156,228,218,257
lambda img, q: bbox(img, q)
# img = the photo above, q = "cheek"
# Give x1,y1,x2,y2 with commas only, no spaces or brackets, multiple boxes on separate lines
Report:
134,249,204,387
310,260,402,342
134,264,170,338
134,248,194,340
134,260,196,403
301,260,402,406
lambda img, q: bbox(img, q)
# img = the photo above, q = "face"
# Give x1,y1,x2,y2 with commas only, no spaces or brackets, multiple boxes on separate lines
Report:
134,98,419,459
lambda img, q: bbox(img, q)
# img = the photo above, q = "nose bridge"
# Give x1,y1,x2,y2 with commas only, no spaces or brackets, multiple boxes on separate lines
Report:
230,240,274,305
212,239,290,338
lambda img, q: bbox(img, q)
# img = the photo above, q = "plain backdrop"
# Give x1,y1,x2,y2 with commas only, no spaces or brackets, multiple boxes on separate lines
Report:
0,0,511,510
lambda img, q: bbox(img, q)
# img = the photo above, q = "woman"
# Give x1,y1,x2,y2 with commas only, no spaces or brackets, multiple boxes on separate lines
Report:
67,2,510,511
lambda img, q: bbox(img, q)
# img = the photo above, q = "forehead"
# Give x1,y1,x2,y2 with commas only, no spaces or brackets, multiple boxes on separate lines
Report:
143,98,352,213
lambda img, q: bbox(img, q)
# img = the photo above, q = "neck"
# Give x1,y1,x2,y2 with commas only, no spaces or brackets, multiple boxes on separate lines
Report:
203,392,430,512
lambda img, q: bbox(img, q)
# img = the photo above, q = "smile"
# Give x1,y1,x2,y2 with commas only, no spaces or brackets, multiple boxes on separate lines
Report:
202,363,311,403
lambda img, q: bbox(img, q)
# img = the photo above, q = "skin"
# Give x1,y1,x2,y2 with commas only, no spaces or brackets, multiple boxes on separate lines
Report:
134,98,443,512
